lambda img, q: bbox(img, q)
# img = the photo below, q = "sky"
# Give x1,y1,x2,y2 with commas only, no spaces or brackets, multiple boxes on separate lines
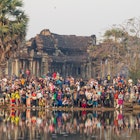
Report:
23,0,140,41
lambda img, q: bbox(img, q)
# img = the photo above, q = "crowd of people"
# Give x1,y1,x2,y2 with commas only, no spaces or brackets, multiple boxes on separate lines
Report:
0,71,140,109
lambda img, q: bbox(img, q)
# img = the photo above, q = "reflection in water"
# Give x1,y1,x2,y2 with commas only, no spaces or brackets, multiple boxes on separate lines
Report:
0,109,140,140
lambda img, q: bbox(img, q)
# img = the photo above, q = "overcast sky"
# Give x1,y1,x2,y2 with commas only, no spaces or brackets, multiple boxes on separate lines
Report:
23,0,140,40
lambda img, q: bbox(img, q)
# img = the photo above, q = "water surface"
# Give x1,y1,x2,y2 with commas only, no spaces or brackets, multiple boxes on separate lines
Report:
0,109,140,140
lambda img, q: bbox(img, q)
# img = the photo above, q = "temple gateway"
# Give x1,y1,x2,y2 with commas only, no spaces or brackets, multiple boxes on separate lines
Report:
5,29,97,79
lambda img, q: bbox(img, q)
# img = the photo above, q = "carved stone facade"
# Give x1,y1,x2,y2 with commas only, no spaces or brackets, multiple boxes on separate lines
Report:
5,46,49,77
5,29,97,79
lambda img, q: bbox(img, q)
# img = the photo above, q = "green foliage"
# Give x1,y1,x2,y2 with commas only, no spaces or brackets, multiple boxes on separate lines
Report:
128,54,140,84
129,69,140,85
104,28,127,42
0,0,28,62
100,17,140,78
88,45,97,51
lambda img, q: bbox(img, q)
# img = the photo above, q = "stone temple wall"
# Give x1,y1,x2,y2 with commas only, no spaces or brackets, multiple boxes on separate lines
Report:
4,29,97,79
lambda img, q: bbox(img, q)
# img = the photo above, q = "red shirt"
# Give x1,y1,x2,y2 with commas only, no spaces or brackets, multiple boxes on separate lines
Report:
52,72,57,79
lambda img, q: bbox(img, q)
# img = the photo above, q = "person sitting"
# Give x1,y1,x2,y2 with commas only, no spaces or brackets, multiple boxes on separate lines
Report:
81,98,87,108
39,97,45,107
85,88,93,108
62,96,69,107
92,91,98,108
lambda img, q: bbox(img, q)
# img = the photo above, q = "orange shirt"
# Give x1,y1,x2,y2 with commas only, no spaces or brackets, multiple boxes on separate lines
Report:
21,78,25,85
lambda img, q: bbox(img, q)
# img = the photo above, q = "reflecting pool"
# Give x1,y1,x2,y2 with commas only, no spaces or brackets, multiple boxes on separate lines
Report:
0,109,140,140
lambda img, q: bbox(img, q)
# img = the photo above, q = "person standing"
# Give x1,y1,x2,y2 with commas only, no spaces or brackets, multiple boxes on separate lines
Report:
26,90,31,107
114,90,119,108
116,91,124,110
26,69,30,78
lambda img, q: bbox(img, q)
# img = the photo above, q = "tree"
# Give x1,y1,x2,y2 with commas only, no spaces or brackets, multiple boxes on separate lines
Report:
102,17,140,82
121,17,140,83
104,27,125,42
0,0,28,65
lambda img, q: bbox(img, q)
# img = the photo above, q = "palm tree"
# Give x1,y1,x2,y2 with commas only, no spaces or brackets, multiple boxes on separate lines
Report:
0,0,28,65
104,27,128,46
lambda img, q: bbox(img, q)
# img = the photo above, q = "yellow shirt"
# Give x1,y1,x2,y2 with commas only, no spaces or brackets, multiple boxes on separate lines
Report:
15,91,20,99
11,92,15,99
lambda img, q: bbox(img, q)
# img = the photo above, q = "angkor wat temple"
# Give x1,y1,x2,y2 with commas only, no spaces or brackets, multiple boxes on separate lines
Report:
6,29,98,79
